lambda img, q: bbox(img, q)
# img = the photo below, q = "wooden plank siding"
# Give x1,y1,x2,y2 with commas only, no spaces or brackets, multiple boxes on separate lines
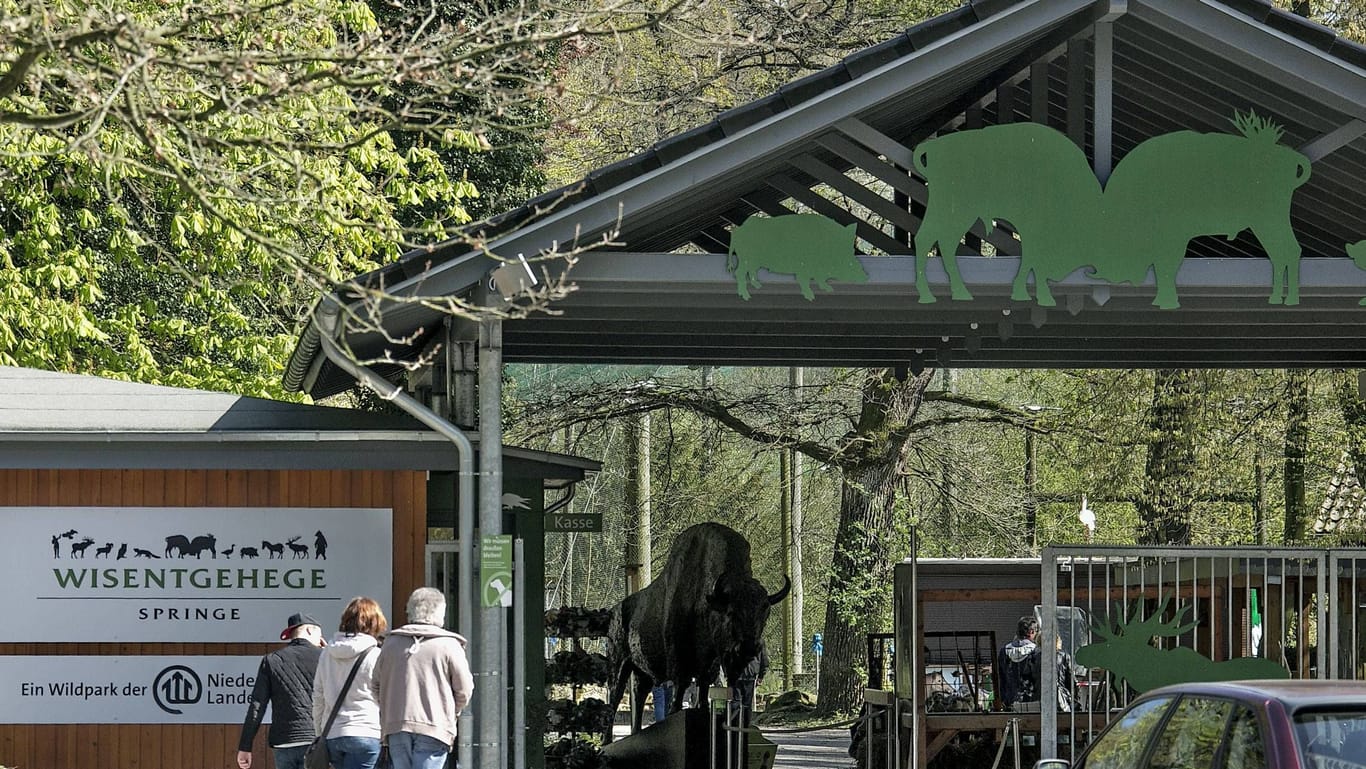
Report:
0,468,427,769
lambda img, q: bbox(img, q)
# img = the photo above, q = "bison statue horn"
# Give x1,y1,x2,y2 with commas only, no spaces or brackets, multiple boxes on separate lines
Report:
707,574,791,606
768,575,791,605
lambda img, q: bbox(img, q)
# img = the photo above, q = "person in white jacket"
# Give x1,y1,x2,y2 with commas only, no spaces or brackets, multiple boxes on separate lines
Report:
313,596,388,769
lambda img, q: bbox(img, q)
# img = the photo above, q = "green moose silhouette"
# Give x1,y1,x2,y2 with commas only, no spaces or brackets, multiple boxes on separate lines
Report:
1075,594,1287,694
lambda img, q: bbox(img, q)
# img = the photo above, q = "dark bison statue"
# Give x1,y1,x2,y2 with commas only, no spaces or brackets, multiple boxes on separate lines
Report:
604,522,789,742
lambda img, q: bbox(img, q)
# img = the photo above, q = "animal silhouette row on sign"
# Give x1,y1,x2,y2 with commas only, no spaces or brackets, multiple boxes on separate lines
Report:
50,530,329,560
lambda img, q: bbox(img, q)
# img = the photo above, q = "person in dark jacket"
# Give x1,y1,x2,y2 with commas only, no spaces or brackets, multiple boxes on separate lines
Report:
237,612,326,769
998,616,1040,710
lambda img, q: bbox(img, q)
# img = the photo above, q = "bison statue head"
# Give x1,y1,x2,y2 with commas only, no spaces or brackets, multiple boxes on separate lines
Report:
706,574,790,678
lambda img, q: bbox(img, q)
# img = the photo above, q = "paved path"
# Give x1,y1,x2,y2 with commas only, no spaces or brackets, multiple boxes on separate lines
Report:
611,722,855,767
765,727,853,769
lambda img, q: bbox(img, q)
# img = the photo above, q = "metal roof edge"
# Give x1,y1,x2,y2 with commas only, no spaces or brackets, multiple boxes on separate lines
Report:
0,433,600,474
284,305,323,394
283,0,1366,395
0,430,449,442
1132,0,1366,120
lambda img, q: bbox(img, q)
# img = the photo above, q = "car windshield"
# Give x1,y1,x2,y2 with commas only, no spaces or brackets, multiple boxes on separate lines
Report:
1296,709,1366,768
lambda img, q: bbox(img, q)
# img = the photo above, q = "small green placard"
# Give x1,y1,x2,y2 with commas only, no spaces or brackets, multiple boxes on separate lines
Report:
480,534,513,608
546,513,603,533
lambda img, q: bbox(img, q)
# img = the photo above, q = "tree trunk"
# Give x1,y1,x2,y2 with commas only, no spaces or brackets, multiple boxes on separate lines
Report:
1137,369,1201,545
814,460,902,715
813,368,934,716
1283,370,1310,542
1335,370,1366,491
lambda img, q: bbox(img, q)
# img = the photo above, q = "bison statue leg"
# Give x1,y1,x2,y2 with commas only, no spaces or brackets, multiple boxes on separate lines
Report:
630,671,654,734
603,660,633,744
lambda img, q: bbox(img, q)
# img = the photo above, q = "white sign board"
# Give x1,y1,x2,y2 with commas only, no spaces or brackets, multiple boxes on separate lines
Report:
0,507,392,642
0,656,268,723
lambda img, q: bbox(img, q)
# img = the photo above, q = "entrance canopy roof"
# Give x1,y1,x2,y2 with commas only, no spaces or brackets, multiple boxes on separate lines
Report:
288,0,1366,399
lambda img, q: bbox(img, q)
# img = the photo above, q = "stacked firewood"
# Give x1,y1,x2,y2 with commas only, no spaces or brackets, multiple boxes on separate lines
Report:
545,649,611,686
544,606,612,638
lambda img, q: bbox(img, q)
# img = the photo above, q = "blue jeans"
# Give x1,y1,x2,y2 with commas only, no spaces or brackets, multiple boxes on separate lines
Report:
652,684,672,722
273,745,309,769
328,735,382,769
387,732,452,769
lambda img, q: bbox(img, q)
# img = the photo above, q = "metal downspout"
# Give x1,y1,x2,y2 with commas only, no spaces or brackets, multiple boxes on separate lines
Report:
313,300,477,769
479,318,506,769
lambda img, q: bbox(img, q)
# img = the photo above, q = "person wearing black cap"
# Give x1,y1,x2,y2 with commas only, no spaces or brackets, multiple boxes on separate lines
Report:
236,612,326,769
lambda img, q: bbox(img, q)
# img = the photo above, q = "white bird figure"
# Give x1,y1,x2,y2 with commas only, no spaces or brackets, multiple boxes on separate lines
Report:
501,492,531,511
1078,494,1096,541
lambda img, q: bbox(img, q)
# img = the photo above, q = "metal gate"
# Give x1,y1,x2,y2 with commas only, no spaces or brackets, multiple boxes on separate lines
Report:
425,541,462,629
1040,546,1366,760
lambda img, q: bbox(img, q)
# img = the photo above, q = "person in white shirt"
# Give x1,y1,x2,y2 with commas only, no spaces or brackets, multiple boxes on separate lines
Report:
313,596,388,769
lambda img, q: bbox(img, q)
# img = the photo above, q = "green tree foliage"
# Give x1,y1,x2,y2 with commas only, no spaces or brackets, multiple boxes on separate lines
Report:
1,0,682,394
1277,1,1366,43
510,365,1063,713
0,0,481,394
1137,370,1203,545
363,0,549,222
546,0,946,184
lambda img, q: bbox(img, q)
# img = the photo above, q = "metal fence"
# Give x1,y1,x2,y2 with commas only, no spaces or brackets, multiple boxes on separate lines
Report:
1329,551,1366,681
1039,546,1366,760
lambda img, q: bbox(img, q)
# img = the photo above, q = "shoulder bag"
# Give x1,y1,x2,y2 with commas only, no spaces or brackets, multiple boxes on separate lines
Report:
305,649,374,769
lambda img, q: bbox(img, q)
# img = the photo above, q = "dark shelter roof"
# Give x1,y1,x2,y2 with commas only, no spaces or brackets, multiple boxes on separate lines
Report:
288,0,1366,399
0,367,598,476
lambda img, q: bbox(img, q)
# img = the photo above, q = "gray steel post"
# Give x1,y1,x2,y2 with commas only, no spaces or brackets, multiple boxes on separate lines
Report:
1318,551,1329,680
1093,9,1118,183
479,319,505,769
790,366,804,677
1041,547,1058,759
515,538,526,766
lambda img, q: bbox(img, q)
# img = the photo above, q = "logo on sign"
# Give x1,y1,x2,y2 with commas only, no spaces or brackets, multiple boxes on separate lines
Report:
153,665,203,714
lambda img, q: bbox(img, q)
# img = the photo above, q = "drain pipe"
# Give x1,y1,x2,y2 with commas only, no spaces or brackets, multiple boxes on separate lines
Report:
314,299,477,769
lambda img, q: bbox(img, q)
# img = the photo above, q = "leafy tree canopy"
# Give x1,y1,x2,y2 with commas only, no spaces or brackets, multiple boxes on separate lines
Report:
0,0,486,395
0,0,673,395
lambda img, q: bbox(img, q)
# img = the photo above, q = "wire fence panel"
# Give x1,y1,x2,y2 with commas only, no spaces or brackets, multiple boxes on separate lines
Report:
1039,546,1364,761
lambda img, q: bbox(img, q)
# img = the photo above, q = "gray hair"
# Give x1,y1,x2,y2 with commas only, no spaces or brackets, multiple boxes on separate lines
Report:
407,587,447,626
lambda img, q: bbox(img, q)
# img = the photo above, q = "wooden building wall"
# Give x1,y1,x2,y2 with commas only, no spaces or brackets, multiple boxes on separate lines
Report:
0,468,428,769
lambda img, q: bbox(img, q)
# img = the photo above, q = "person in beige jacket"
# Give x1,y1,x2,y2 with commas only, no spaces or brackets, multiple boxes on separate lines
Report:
372,587,473,769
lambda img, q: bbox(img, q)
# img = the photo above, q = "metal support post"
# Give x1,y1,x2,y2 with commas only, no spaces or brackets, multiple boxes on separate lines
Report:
479,319,505,769
514,539,526,769
1012,717,1022,769
1094,3,1125,183
1040,548,1058,759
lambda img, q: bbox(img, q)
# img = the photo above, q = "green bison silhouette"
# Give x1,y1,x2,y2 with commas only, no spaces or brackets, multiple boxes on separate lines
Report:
912,122,1103,306
911,112,1311,308
1095,115,1310,308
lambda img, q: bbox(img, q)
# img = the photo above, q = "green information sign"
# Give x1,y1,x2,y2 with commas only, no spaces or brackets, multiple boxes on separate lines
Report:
546,513,603,533
480,534,513,608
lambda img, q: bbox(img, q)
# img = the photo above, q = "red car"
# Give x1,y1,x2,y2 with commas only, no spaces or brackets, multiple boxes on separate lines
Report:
1036,680,1366,769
